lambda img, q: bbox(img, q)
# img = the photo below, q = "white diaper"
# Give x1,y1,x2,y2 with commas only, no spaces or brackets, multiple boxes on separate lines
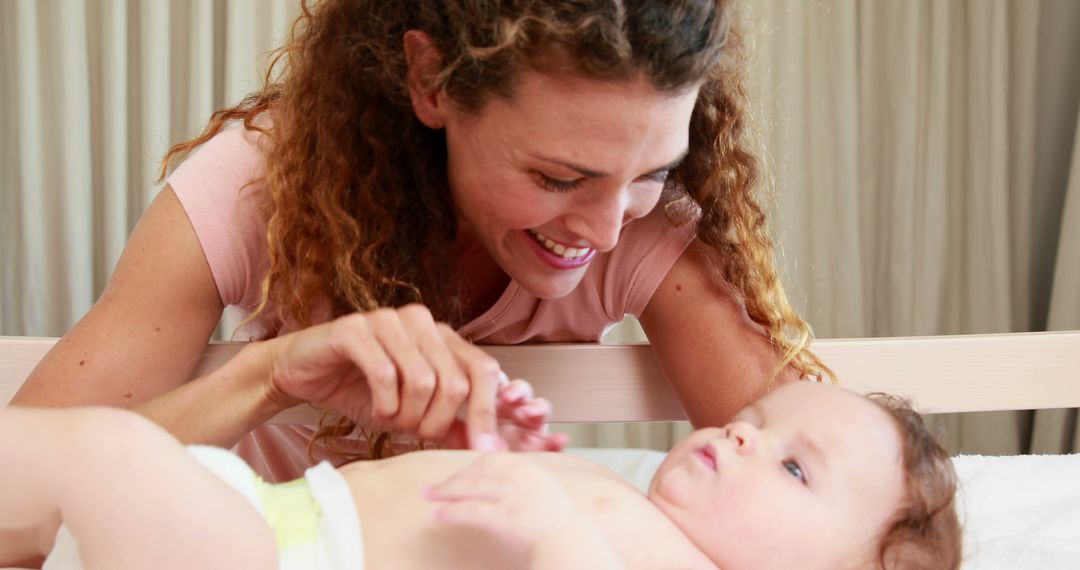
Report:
43,445,365,570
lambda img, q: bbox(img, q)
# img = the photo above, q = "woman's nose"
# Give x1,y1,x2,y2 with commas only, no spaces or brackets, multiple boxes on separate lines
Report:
565,208,624,252
564,188,640,252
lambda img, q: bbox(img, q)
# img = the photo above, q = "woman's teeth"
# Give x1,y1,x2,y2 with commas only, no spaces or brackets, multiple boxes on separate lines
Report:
528,230,591,259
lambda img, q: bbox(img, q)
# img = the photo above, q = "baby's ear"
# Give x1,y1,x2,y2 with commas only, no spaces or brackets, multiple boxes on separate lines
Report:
875,539,937,570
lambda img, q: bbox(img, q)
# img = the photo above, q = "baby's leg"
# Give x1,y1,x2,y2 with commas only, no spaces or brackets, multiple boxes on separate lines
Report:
0,406,277,570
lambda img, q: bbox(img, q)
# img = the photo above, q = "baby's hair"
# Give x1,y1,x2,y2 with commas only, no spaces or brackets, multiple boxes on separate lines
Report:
866,393,962,570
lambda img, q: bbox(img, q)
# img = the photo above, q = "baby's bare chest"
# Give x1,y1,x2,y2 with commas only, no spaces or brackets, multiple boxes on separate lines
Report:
346,452,711,570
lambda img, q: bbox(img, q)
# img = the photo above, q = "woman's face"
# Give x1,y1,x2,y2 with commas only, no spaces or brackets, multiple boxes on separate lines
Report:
440,70,699,299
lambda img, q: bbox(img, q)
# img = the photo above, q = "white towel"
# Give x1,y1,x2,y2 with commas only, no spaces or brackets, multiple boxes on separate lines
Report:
954,454,1080,569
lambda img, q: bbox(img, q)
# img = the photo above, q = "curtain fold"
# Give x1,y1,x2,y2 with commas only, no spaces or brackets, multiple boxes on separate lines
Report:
2,0,1077,453
1031,105,1080,454
1,0,297,337
1028,0,1080,454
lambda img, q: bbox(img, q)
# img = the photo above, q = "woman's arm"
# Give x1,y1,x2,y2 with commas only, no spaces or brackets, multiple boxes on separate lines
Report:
11,187,558,450
9,187,250,442
639,243,797,427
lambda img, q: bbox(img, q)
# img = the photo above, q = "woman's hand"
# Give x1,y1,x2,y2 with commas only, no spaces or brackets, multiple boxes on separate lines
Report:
257,305,563,451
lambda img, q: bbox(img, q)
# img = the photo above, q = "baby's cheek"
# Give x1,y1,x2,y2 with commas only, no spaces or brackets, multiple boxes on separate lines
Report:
708,477,772,528
654,468,694,507
709,480,748,512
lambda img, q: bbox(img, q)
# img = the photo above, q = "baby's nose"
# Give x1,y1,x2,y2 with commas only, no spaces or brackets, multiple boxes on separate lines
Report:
725,422,758,456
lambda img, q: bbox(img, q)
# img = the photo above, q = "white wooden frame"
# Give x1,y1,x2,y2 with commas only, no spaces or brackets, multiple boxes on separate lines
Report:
2,331,1079,423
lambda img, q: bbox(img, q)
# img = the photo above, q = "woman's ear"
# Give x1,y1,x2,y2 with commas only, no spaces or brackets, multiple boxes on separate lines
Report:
403,30,448,129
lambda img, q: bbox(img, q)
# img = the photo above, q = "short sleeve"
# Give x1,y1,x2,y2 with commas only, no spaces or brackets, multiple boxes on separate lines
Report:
598,204,697,320
166,125,271,310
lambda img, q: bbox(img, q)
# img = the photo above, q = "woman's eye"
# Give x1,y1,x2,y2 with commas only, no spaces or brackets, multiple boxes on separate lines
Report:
783,459,807,484
538,173,584,193
635,169,670,185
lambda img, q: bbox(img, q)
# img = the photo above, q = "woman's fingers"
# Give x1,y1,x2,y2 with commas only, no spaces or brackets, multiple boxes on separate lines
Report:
440,326,502,450
359,305,501,447
267,306,524,450
368,307,437,430
307,305,515,447
274,313,395,415
328,314,400,418
414,331,471,440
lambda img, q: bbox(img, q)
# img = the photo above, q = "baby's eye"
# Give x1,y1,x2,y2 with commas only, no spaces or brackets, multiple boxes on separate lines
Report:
783,459,807,484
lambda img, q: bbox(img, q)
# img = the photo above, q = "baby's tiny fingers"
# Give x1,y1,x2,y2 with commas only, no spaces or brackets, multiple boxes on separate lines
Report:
503,398,551,430
519,398,552,420
544,432,570,451
498,379,535,404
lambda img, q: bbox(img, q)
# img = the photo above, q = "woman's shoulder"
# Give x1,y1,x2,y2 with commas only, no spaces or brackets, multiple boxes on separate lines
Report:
616,199,697,250
164,122,275,311
589,200,698,317
166,122,271,200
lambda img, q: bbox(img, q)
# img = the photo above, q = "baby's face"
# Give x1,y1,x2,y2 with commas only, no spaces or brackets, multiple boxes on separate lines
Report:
648,381,904,569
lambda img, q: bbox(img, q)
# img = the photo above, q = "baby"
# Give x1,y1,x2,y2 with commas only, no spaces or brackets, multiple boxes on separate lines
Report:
1,381,960,570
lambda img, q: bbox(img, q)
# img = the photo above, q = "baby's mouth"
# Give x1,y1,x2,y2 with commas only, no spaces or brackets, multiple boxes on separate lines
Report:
695,445,718,471
527,229,593,260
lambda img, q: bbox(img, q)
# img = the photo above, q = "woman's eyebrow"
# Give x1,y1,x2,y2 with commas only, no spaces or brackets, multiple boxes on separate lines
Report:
531,149,689,179
531,154,608,178
644,150,689,176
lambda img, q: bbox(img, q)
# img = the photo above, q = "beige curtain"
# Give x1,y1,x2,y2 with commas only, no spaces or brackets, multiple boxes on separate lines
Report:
1031,108,1080,453
3,1,1078,453
0,0,299,336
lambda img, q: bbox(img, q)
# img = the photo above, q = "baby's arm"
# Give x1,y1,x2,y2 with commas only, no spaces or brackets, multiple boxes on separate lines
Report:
0,406,276,570
424,453,624,569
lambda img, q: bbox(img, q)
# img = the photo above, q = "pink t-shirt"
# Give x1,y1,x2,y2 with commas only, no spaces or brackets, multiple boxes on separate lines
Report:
169,125,695,481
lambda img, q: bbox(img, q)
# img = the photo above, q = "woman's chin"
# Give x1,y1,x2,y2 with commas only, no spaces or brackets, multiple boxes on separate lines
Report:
514,273,584,299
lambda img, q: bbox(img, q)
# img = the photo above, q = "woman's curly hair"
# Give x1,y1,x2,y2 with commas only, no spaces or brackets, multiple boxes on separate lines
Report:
160,0,832,457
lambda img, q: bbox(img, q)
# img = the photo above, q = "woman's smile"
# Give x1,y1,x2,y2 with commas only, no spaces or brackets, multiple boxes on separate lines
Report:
523,229,596,269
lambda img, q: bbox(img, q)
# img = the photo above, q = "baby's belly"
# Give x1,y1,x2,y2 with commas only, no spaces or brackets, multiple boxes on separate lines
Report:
338,451,709,570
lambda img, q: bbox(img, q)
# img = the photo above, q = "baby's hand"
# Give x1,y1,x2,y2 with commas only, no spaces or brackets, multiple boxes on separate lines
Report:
439,378,569,452
494,379,569,452
423,453,576,558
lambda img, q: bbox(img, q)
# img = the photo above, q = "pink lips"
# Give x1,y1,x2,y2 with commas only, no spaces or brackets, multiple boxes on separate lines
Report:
696,445,718,471
522,230,596,270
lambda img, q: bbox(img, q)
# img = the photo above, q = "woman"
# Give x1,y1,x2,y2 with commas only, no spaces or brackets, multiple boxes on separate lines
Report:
13,0,828,482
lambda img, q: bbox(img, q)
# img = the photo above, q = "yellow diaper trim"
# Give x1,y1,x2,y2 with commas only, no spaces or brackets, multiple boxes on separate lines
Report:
254,476,322,548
